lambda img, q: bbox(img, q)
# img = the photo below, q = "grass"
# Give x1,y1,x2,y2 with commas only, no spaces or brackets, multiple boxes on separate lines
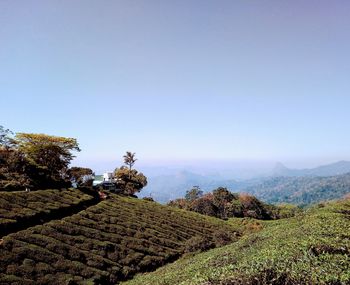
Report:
0,188,96,236
123,199,350,285
0,194,240,284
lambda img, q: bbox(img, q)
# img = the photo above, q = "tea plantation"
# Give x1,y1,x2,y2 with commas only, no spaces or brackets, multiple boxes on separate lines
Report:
123,199,350,285
0,189,96,237
0,194,240,284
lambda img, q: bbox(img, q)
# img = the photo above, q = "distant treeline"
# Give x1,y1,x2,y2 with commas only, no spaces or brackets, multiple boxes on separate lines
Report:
168,187,301,220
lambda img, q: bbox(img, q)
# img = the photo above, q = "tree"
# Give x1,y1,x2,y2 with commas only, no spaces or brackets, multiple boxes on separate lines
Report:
190,193,217,217
185,186,203,202
238,193,271,219
0,126,30,190
15,133,80,189
123,151,137,179
68,167,94,187
114,166,147,195
0,128,82,191
0,126,15,150
212,187,236,219
115,152,147,195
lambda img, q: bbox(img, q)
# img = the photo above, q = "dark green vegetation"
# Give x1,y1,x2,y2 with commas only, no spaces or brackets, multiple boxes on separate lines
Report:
67,167,94,188
112,152,147,195
113,166,147,195
168,187,297,220
245,173,350,206
0,188,96,237
1,127,146,197
0,194,239,284
123,198,350,285
0,126,81,191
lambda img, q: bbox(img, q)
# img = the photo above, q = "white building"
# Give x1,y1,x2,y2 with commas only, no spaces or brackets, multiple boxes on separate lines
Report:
103,172,114,183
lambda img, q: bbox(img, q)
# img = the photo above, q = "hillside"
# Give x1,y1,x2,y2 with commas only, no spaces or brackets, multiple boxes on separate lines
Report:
273,161,350,177
244,173,350,206
139,161,350,203
0,188,96,237
0,194,239,284
123,198,350,285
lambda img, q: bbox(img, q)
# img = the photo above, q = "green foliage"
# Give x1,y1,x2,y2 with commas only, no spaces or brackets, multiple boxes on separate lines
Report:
122,199,350,285
67,167,94,187
114,166,147,195
0,194,239,284
0,188,95,236
183,236,214,253
15,133,80,189
169,188,278,220
275,203,303,219
0,127,81,191
123,151,137,172
113,152,147,195
185,186,203,202
0,126,30,190
0,126,15,149
245,174,350,206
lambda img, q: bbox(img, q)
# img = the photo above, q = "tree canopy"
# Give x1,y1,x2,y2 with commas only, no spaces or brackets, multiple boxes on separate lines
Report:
113,152,147,195
0,126,81,190
169,187,279,220
185,186,203,202
67,167,94,187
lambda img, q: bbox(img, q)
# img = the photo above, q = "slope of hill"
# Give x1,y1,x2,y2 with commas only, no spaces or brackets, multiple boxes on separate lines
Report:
0,188,96,237
244,173,350,206
0,194,239,284
273,161,350,177
123,199,350,285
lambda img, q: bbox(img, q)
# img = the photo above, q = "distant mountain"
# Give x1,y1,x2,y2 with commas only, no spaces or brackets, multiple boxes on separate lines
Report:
244,172,350,206
273,161,350,177
139,161,350,204
139,170,259,203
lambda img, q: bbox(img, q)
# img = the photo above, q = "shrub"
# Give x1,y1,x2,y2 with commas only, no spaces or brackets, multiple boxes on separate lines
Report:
184,236,214,253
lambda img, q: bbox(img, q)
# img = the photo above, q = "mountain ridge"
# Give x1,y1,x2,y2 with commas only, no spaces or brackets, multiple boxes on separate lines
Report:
272,160,350,177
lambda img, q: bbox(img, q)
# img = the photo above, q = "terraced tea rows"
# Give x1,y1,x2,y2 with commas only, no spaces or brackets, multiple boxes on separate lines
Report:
0,189,96,237
123,199,350,285
0,195,239,284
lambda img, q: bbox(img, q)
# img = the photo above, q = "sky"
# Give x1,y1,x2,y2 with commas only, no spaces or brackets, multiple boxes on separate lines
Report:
1,1,350,173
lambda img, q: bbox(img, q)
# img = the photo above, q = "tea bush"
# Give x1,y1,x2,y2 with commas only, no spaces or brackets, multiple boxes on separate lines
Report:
0,194,239,284
0,188,95,236
123,199,350,285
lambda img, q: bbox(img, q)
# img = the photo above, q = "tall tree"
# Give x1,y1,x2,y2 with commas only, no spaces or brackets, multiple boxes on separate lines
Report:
114,152,147,195
15,133,80,188
123,151,137,178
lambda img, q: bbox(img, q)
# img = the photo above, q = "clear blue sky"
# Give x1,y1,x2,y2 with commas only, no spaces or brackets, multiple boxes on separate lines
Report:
1,1,350,171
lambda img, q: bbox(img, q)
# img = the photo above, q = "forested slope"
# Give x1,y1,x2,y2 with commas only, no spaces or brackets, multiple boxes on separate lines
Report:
244,173,350,206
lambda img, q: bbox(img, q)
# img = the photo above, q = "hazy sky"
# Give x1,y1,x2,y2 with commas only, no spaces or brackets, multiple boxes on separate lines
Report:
1,1,350,171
